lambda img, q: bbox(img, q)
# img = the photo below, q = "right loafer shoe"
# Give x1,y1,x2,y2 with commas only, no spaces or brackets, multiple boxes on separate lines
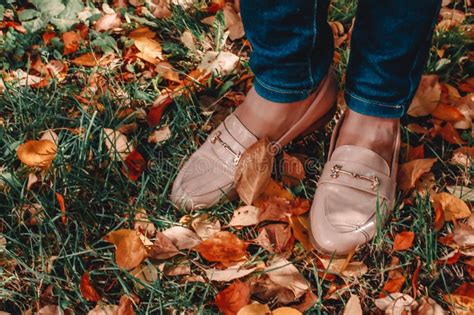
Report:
309,112,401,255
171,71,338,211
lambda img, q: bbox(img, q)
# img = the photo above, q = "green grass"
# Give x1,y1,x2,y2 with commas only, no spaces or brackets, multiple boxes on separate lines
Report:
1,0,473,314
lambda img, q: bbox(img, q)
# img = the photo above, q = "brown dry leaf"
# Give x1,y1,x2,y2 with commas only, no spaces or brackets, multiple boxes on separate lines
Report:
235,138,274,205
164,262,191,276
155,61,181,83
95,13,121,32
453,224,474,256
37,305,63,315
17,140,57,169
62,31,81,55
196,231,248,265
375,293,418,315
162,226,201,250
437,122,465,145
264,257,309,301
343,295,363,315
417,296,446,315
132,34,163,64
452,94,474,129
447,186,474,202
393,231,415,251
237,303,271,315
148,232,179,260
103,229,148,270
87,304,119,315
255,223,293,254
444,282,474,315
317,257,368,278
204,265,257,282
80,272,101,302
190,214,221,240
397,158,437,194
198,51,240,77
151,0,172,18
148,125,171,144
71,53,107,67
228,205,261,227
282,152,305,187
431,103,465,122
288,215,314,251
451,146,474,167
438,8,466,31
381,275,406,296
272,307,302,315
249,274,298,305
432,192,471,222
133,209,156,237
215,280,251,315
118,294,136,315
408,75,441,117
130,263,158,287
103,128,133,161
257,197,293,223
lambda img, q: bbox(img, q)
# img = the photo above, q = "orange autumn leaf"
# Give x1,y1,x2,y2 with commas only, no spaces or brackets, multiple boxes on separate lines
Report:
103,229,148,270
17,140,57,169
444,282,474,315
62,31,81,55
147,97,173,127
215,280,250,315
406,144,425,162
433,201,445,231
459,77,474,93
380,275,406,296
55,192,67,225
393,231,415,251
80,272,101,302
438,122,465,144
289,215,314,251
71,53,99,67
282,152,305,186
42,31,56,45
432,103,465,122
122,150,146,181
397,158,437,194
208,0,226,14
408,75,441,117
432,192,471,221
195,231,248,265
118,295,136,315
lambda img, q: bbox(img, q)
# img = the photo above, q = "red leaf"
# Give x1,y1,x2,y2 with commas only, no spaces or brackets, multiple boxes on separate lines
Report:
55,192,67,225
459,77,474,93
62,31,81,55
432,103,465,122
393,231,415,251
438,122,465,144
80,272,101,302
406,144,425,161
146,97,173,127
122,150,146,181
208,0,226,14
42,31,56,45
215,280,250,315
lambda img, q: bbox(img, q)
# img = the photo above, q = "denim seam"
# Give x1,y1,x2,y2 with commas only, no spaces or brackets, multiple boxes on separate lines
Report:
308,0,318,88
346,89,404,109
254,77,310,95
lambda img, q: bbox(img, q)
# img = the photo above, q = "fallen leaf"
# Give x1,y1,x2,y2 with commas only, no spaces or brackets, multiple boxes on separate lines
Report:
191,214,221,240
288,216,314,251
104,229,148,270
255,223,294,254
147,97,173,127
17,140,57,169
87,304,119,315
452,94,474,129
118,294,136,315
215,280,251,315
282,152,305,186
133,209,156,237
80,272,101,302
437,122,465,144
155,61,181,83
393,231,415,251
130,263,158,287
198,51,240,77
162,226,201,250
103,128,133,161
444,282,474,315
453,224,474,255
264,258,309,300
133,36,163,64
164,263,191,276
459,78,474,93
272,307,302,315
406,144,425,162
228,205,261,227
37,305,63,315
451,146,474,167
408,75,441,117
122,149,146,181
196,231,247,265
205,265,256,282
447,186,474,202
71,53,101,67
432,103,465,122
397,158,437,194
148,232,180,259
432,192,471,221
62,31,81,55
236,303,271,315
375,293,418,315
417,296,446,315
381,275,406,296
148,125,171,144
95,13,121,32
343,295,363,315
55,192,67,225
317,257,368,278
235,138,274,205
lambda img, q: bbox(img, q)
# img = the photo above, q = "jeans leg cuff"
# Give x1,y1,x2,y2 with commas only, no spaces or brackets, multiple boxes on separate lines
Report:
253,77,313,103
345,89,405,118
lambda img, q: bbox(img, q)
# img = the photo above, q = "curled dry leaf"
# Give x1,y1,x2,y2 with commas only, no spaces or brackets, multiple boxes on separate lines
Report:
397,158,437,194
264,257,309,301
451,146,474,167
447,186,474,202
228,205,261,227
103,128,133,161
205,265,256,282
148,125,171,144
147,97,173,127
452,94,474,129
190,214,221,240
343,295,363,315
80,272,101,302
393,231,415,251
215,280,251,315
375,293,418,315
37,305,63,315
196,231,247,265
130,263,159,287
408,75,441,117
164,263,191,276
162,226,201,250
118,294,136,315
17,140,57,169
432,192,471,221
62,31,81,55
122,149,146,181
417,296,446,315
288,215,314,251
453,224,474,256
255,223,294,254
444,282,474,315
133,209,156,237
282,152,305,187
87,304,118,315
317,257,368,278
148,232,179,260
132,33,163,65
95,13,121,32
431,103,465,122
156,61,181,83
235,138,274,205
198,51,240,77
103,229,148,270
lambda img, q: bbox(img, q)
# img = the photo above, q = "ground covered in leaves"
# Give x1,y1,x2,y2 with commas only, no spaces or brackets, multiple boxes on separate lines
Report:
0,0,473,314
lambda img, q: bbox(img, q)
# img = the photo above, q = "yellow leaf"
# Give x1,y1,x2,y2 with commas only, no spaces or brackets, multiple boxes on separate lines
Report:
104,229,148,270
432,192,471,221
237,303,271,315
17,140,57,169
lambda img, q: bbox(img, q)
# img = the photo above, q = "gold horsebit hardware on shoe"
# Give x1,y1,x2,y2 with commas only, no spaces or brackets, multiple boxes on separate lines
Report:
210,131,242,166
330,164,380,191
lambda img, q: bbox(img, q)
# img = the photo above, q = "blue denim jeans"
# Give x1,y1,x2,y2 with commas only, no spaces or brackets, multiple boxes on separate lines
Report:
240,0,442,118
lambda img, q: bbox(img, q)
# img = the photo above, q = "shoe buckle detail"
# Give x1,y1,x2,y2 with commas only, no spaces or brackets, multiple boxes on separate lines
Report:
210,131,242,166
330,164,380,191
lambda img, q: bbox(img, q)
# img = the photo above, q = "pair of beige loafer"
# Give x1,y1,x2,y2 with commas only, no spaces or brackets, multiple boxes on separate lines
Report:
170,72,400,255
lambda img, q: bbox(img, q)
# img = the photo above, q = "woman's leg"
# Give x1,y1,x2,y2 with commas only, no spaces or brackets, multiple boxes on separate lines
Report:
310,0,442,254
